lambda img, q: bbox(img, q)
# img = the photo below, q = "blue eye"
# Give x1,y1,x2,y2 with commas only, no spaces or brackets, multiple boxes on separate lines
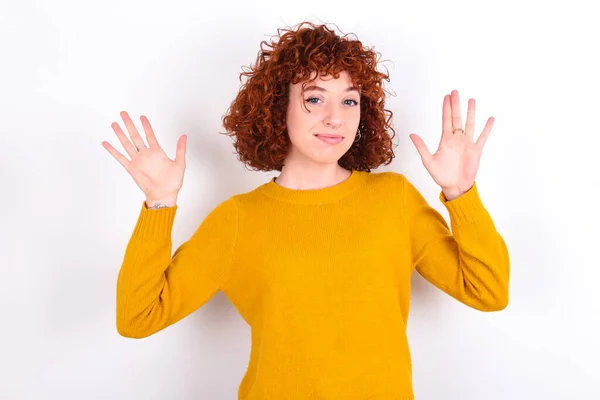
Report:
304,97,359,106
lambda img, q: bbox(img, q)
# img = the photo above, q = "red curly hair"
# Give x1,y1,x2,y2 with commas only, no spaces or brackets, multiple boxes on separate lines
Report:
221,21,397,172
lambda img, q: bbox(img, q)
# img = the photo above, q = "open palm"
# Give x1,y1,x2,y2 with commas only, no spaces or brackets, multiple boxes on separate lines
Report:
102,111,187,201
409,90,495,195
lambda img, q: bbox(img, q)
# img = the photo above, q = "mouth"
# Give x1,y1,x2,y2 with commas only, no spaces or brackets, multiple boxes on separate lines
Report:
314,133,344,145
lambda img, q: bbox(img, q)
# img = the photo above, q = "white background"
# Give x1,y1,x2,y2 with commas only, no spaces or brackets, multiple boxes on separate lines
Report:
1,0,599,399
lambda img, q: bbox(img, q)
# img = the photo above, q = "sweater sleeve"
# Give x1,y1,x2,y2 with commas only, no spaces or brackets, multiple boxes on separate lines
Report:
115,197,239,338
402,175,510,311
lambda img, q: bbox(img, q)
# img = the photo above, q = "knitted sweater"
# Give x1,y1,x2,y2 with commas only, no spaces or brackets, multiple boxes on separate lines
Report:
116,169,510,399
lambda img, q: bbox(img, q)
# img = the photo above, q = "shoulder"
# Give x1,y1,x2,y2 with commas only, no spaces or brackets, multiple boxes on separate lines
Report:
200,196,238,225
364,170,408,189
362,171,427,205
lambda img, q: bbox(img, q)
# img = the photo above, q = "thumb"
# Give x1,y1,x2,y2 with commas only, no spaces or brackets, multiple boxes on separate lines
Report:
175,135,187,166
409,134,432,165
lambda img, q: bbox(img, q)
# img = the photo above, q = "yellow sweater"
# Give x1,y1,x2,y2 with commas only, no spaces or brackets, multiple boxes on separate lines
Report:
116,169,510,399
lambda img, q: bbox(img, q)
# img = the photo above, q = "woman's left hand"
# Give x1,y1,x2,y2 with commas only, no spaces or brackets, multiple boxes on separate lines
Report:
409,90,495,201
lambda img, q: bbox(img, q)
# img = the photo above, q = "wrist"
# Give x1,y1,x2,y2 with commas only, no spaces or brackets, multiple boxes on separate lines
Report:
145,195,178,209
442,188,463,201
442,183,474,201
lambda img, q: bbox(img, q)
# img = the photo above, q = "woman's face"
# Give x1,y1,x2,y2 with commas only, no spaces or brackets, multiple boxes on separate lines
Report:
284,71,361,167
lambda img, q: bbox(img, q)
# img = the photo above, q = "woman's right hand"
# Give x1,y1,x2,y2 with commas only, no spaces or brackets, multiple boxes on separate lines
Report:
102,111,187,207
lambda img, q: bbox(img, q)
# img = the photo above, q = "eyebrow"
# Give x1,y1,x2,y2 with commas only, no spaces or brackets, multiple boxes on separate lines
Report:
304,85,359,93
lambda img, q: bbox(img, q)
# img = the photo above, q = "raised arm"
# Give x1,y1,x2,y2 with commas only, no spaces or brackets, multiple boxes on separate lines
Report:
406,90,509,311
102,111,238,337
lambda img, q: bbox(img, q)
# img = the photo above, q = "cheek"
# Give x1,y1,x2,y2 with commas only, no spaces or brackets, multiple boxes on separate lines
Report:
287,106,321,131
351,108,361,123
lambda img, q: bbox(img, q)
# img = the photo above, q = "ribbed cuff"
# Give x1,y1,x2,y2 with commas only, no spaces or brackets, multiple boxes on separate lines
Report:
132,200,178,242
439,182,488,225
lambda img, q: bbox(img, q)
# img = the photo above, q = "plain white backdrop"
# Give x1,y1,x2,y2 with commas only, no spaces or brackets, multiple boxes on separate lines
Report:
1,0,599,399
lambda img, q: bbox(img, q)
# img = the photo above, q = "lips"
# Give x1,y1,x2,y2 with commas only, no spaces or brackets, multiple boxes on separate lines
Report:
315,134,344,145
314,134,344,139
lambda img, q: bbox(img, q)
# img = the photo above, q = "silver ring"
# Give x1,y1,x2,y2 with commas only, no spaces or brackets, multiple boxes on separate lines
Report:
136,143,148,152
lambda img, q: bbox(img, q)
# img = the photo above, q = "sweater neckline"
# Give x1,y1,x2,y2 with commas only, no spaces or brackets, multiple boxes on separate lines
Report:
259,169,368,205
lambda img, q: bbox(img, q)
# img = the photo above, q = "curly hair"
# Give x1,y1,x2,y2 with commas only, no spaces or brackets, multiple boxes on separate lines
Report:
221,21,397,172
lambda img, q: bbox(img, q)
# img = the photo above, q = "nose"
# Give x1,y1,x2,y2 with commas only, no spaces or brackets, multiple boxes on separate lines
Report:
328,121,342,130
324,103,343,130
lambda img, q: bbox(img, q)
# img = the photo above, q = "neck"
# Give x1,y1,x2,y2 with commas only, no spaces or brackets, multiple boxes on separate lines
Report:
275,164,352,190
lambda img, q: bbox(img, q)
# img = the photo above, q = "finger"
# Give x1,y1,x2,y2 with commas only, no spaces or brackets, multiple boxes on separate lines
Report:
111,121,138,158
102,140,132,172
450,90,463,131
120,111,147,149
140,115,161,149
175,135,187,166
465,98,476,139
442,95,453,138
476,117,495,149
409,134,432,165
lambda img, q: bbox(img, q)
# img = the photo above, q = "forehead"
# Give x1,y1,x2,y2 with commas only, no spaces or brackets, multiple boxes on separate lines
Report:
292,71,355,92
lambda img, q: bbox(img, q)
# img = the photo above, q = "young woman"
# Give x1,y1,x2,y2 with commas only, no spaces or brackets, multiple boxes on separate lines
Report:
102,21,509,400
